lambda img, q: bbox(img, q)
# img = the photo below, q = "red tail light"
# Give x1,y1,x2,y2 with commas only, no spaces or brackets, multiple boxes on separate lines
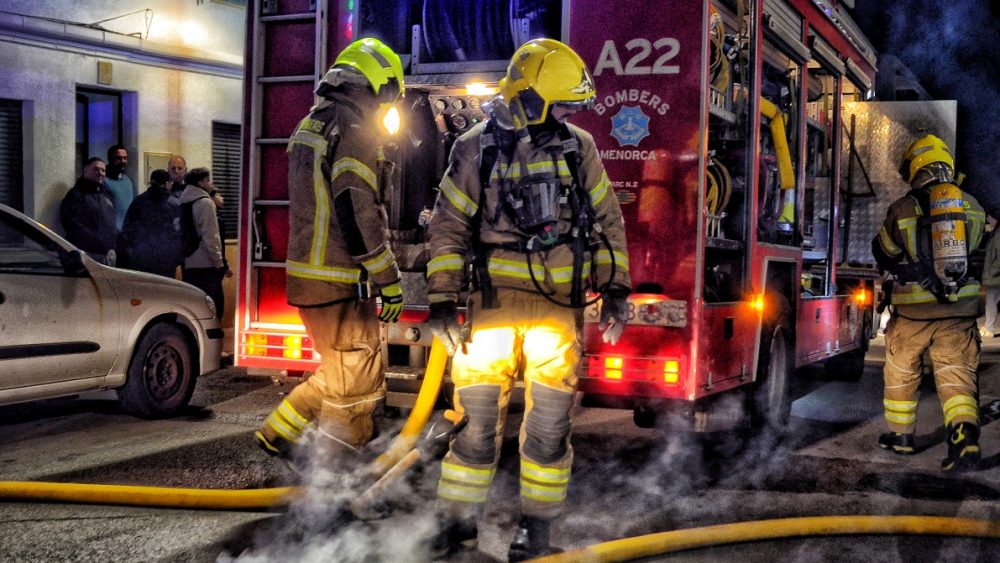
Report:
590,355,683,385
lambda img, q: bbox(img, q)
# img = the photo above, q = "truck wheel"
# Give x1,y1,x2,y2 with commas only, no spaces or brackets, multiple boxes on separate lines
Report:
824,316,870,381
117,323,197,418
751,325,792,430
633,407,657,429
824,346,866,381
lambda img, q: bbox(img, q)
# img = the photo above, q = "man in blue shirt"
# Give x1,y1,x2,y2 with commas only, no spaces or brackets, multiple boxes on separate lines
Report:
104,144,136,231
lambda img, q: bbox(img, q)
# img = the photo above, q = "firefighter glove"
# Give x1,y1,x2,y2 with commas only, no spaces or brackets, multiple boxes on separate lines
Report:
599,289,630,345
428,301,462,356
378,282,404,323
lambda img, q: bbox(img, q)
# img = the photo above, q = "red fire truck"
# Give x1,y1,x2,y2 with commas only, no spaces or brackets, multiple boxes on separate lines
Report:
237,0,905,430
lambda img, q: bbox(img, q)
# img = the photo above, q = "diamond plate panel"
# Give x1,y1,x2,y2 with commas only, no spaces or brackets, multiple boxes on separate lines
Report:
840,101,958,264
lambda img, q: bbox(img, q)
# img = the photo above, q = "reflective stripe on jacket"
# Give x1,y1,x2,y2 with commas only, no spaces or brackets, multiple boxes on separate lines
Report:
873,186,985,319
286,95,400,307
426,121,631,303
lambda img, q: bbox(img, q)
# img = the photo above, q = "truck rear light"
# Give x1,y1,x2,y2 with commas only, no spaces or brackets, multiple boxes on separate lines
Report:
664,360,680,383
240,330,314,360
589,355,683,384
245,333,268,356
605,356,623,379
282,335,303,359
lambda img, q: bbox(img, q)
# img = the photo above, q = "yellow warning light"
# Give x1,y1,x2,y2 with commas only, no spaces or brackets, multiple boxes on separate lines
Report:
751,293,765,313
605,356,623,379
664,360,680,384
282,335,303,359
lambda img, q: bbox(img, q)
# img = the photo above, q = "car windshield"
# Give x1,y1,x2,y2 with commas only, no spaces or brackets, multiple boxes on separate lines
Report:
0,213,65,274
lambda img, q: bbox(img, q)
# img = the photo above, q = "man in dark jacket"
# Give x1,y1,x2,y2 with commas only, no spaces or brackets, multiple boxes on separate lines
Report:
60,157,117,265
117,169,182,278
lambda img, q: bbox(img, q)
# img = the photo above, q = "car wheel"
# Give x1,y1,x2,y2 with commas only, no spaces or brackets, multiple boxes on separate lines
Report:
117,323,196,418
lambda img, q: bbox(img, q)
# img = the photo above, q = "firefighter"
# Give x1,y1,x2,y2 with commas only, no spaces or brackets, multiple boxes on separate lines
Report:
254,38,406,469
872,133,985,473
424,38,631,560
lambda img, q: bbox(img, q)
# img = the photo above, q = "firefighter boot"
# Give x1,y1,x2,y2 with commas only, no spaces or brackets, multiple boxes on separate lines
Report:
942,422,981,473
508,516,563,561
877,431,915,455
428,513,478,560
254,431,304,476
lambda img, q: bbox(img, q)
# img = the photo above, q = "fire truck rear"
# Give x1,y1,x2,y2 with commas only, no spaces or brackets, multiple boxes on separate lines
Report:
238,0,943,430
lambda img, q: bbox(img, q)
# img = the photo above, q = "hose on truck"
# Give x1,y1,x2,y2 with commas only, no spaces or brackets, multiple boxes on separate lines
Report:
532,515,1000,562
0,338,451,511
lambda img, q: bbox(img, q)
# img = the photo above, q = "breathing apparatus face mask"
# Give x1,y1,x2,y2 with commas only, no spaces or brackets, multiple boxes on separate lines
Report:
482,96,515,131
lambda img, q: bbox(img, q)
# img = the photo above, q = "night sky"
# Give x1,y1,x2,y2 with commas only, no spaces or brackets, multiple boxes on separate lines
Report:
853,0,1000,215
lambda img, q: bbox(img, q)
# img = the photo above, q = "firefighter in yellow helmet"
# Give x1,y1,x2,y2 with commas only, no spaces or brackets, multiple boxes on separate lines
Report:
424,38,631,560
255,38,406,470
872,133,986,472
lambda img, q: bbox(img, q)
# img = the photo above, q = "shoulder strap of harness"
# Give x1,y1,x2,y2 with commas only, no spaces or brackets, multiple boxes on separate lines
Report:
472,120,503,308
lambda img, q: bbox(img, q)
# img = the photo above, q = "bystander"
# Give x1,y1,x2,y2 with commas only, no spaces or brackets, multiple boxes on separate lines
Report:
105,144,136,231
117,169,183,278
60,157,117,265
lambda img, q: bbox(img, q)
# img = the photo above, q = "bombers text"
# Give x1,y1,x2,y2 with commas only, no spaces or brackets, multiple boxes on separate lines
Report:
594,88,670,116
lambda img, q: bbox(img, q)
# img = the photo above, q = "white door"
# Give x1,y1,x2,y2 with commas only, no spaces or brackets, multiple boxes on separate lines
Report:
0,211,117,391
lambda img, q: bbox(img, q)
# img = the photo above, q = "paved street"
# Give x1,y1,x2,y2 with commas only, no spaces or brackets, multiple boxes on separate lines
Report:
0,334,998,562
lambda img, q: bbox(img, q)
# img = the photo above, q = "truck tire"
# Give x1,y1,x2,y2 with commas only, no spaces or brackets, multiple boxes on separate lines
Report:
824,346,866,381
824,316,871,381
751,324,792,430
117,323,197,418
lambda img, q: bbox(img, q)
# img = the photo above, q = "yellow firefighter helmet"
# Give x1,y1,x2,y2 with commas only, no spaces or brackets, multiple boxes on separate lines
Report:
318,37,404,103
499,38,596,129
898,134,954,184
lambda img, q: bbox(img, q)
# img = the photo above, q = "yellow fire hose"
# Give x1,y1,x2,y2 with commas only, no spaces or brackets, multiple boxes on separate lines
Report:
0,338,450,511
531,515,1000,562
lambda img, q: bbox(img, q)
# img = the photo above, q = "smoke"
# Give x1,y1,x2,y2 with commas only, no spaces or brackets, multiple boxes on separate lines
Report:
864,0,1000,215
221,425,440,563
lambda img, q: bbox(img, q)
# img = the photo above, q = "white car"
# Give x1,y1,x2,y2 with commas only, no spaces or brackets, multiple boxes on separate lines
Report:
0,203,222,417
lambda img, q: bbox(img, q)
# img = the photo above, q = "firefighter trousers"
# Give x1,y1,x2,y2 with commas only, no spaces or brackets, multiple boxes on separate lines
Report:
436,289,581,521
259,299,385,456
883,315,980,434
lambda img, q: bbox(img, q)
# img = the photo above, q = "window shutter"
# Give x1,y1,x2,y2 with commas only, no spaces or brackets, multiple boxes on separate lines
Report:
211,121,242,240
0,100,24,211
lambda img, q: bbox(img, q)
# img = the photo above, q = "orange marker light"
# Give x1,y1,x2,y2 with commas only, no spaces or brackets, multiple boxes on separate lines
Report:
245,333,268,356
752,293,765,312
854,288,868,305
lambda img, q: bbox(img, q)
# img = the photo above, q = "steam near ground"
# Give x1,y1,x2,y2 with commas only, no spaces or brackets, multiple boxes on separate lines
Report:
219,395,996,561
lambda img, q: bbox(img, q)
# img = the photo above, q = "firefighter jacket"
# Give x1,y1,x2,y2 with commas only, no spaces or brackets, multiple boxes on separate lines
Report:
873,184,985,320
426,121,631,304
285,94,401,307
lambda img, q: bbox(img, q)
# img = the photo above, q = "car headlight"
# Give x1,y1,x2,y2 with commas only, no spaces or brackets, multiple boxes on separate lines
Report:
205,295,217,317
